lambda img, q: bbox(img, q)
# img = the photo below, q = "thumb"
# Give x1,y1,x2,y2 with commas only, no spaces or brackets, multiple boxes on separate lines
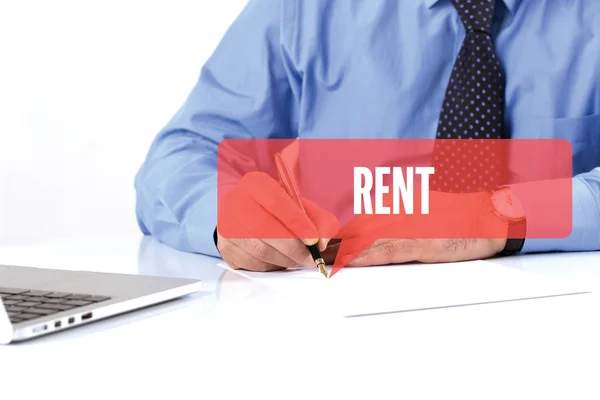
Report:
301,237,320,246
317,238,331,252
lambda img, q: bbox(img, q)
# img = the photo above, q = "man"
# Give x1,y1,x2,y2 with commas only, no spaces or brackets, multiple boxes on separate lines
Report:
134,0,600,272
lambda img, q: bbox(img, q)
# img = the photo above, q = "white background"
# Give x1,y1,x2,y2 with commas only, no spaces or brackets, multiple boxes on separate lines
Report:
0,0,248,243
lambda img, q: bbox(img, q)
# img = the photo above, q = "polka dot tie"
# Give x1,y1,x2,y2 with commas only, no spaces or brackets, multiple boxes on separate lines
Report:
430,0,508,193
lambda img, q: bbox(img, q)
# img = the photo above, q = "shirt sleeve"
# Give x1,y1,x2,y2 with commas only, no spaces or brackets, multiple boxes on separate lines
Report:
521,167,600,253
134,0,297,257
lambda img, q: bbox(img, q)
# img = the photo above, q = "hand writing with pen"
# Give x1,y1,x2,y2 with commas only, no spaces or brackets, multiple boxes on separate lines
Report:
217,171,511,276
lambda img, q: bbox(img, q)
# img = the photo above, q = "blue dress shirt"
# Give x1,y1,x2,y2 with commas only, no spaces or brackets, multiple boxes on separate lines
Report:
134,0,600,258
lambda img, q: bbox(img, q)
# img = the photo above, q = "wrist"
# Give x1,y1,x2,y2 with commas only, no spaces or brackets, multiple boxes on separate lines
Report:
489,187,527,255
493,237,508,254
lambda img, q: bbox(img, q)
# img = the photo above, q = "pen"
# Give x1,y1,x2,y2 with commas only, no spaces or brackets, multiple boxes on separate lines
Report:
274,152,328,278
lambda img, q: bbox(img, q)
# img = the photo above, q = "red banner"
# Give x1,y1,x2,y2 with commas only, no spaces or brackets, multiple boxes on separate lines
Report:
218,139,572,277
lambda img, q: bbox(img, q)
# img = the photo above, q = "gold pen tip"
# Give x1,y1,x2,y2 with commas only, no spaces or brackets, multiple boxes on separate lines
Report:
317,262,328,279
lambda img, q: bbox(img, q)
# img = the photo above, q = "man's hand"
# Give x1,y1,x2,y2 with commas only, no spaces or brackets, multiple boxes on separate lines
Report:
322,190,509,269
217,172,339,272
323,237,506,267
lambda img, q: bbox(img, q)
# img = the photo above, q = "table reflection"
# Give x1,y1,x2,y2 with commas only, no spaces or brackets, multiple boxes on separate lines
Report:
136,235,277,312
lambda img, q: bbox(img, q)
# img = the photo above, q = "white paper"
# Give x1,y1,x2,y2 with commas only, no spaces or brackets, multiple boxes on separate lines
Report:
218,261,591,317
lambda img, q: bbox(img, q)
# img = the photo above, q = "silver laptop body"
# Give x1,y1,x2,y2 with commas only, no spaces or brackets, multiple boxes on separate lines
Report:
0,264,202,344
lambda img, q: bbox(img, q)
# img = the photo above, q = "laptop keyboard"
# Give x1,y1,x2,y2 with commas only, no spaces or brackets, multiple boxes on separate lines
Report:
0,287,111,324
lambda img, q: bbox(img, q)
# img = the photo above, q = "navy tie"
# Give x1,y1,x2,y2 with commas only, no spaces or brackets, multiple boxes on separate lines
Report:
431,0,508,192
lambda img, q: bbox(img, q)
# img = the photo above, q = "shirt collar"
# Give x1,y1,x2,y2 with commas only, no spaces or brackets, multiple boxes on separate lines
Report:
424,0,520,14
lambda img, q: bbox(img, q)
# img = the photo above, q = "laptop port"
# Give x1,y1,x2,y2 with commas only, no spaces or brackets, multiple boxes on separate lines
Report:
54,321,62,328
33,325,47,333
81,312,93,321
68,317,75,324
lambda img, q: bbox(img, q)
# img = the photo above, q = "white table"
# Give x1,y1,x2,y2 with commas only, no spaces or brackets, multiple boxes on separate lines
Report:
1,235,599,400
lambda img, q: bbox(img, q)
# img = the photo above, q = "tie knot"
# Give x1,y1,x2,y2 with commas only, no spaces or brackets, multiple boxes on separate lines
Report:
452,0,496,34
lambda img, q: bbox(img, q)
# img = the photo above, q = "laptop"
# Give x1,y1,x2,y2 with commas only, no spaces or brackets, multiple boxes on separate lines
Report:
0,264,202,344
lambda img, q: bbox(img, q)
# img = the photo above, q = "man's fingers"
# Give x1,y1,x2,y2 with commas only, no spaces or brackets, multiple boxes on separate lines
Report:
219,238,286,272
224,201,316,268
220,187,294,239
238,172,320,244
346,239,420,267
233,238,306,269
221,187,316,265
221,172,341,253
261,238,315,268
